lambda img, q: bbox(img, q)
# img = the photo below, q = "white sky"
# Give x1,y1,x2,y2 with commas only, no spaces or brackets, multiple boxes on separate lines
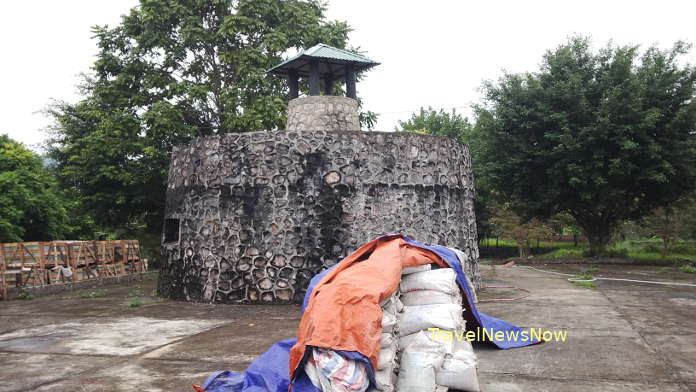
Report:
2,0,695,150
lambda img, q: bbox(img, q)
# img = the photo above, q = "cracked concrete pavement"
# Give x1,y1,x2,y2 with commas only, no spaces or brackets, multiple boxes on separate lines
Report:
0,264,695,391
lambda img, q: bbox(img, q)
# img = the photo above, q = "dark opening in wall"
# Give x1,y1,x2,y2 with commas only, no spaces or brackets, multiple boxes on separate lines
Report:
164,218,180,244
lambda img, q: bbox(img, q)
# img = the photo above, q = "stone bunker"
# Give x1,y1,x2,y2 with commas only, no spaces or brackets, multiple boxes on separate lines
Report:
158,44,480,303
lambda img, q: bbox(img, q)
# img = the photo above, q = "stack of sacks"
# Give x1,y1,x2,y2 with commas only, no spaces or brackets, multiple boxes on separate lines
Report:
396,266,481,392
396,331,445,392
374,294,403,392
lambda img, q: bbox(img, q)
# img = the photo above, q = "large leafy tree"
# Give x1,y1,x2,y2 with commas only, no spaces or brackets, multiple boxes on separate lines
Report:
0,135,73,242
397,107,472,139
48,0,352,233
480,36,696,255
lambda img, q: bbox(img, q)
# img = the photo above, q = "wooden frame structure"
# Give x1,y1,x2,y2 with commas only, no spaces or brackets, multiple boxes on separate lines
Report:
0,240,145,299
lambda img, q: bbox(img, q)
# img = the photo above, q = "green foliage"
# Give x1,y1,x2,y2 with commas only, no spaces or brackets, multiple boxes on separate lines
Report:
47,0,352,236
491,203,553,257
602,247,629,258
679,264,696,274
479,36,696,256
539,237,696,261
584,266,600,273
671,244,696,255
127,298,143,307
574,281,597,289
573,273,595,281
0,135,74,242
16,291,34,300
539,247,584,258
127,287,145,297
397,107,472,140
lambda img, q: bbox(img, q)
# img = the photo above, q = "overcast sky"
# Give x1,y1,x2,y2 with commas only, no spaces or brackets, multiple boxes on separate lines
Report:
2,0,695,150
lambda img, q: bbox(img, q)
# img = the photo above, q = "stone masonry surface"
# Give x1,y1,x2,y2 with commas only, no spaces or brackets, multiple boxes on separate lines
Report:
286,96,360,132
159,130,480,303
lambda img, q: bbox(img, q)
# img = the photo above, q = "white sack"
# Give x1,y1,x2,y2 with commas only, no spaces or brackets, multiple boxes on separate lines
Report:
453,333,475,354
396,350,445,392
380,332,395,348
402,264,432,275
397,304,465,336
435,350,480,392
401,289,462,306
400,268,459,295
374,367,397,392
380,295,404,315
377,344,398,370
398,330,455,355
382,311,397,333
398,330,445,353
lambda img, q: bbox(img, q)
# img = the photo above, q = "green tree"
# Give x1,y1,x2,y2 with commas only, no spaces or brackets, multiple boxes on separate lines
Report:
0,135,72,242
490,203,553,258
48,0,352,234
479,36,696,256
643,197,696,257
397,107,472,139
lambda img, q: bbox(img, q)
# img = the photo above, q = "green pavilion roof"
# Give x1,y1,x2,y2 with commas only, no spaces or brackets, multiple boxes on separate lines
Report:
266,44,379,78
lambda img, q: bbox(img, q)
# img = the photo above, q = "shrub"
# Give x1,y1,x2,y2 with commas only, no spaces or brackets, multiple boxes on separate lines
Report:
17,291,34,300
671,245,695,255
642,244,662,253
606,248,629,258
128,298,143,308
574,281,596,289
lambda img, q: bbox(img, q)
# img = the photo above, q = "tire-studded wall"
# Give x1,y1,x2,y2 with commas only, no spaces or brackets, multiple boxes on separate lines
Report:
159,130,480,303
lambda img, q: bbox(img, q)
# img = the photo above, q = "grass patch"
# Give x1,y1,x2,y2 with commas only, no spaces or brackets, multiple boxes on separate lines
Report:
128,298,143,308
127,287,145,297
604,247,628,258
16,291,34,300
574,281,597,289
78,290,106,299
573,273,595,281
679,264,696,274
480,238,578,249
539,248,584,259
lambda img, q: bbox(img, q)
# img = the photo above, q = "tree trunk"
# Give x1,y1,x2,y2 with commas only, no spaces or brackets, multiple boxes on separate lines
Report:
517,244,529,258
574,216,614,257
584,227,613,257
661,240,667,259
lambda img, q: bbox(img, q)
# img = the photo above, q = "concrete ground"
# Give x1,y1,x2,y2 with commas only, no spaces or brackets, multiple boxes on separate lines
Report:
0,265,695,391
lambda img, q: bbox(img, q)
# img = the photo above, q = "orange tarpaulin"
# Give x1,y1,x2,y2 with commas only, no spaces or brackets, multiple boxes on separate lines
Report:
289,235,448,377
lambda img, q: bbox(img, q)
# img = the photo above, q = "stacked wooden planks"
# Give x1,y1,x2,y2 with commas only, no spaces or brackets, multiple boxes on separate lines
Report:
0,240,145,298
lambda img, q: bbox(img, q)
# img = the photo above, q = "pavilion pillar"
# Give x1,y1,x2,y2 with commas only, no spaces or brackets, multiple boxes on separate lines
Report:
345,65,356,99
323,75,334,95
287,70,299,99
309,61,320,96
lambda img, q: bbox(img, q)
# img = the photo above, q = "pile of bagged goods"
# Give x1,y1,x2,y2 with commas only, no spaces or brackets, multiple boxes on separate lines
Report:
305,264,480,392
195,235,539,392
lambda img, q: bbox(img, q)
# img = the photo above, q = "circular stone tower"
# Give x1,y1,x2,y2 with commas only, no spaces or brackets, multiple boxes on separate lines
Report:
158,44,480,303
